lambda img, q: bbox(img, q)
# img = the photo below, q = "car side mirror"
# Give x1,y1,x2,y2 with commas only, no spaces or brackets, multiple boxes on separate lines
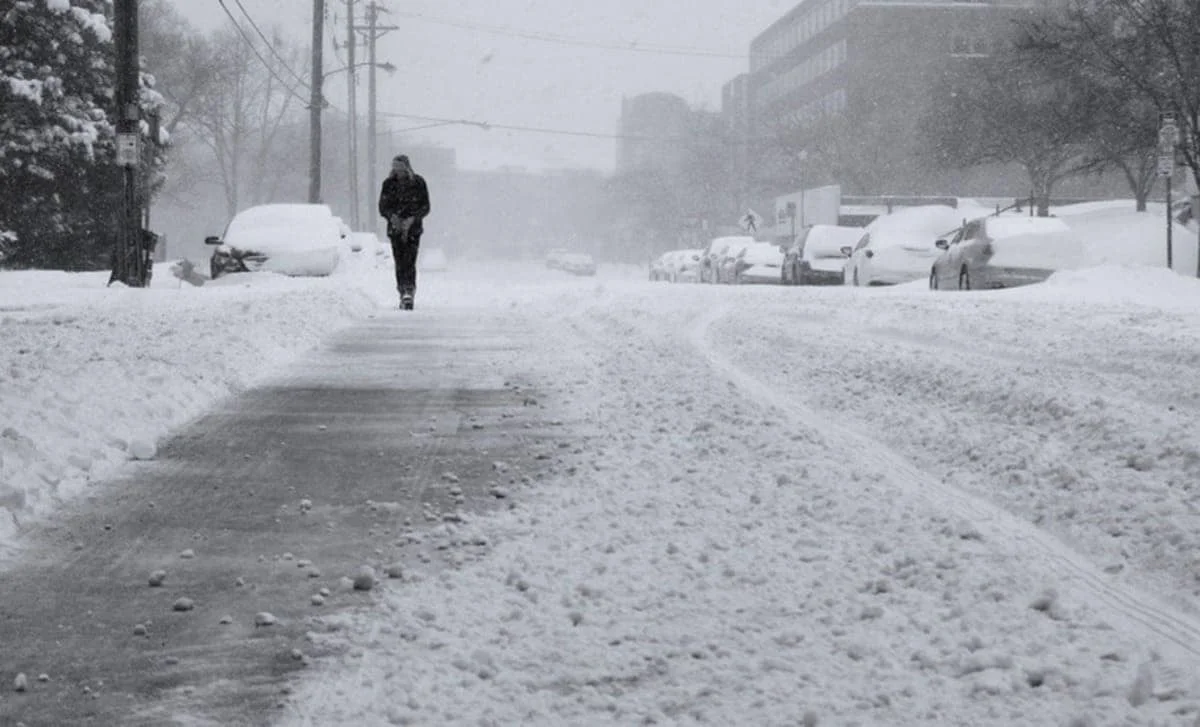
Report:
935,239,950,250
204,236,222,246
840,246,852,257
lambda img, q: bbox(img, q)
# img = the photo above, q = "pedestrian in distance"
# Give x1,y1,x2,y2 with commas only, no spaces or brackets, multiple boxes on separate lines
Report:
378,154,431,310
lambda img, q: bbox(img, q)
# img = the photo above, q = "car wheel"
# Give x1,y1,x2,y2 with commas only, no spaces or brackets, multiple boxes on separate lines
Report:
958,267,971,291
929,269,938,290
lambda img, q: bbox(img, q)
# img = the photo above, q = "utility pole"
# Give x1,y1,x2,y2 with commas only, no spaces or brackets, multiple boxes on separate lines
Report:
345,0,357,230
111,0,147,287
309,0,325,204
358,2,397,235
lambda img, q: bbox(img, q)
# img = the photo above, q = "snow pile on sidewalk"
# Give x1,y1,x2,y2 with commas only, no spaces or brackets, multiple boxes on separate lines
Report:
0,264,380,556
285,282,1200,726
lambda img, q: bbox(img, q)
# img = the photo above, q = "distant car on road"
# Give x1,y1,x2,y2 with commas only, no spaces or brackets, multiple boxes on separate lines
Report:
545,248,571,270
714,237,756,284
558,252,597,276
205,203,347,279
930,215,1085,290
699,235,754,284
733,242,785,284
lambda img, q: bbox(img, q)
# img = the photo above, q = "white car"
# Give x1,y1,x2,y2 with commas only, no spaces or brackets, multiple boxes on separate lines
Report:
843,205,967,287
206,203,346,279
733,242,785,284
672,249,703,283
784,225,867,286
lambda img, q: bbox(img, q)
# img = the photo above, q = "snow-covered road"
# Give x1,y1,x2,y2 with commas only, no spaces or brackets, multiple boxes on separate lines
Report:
280,265,1200,726
4,258,1200,724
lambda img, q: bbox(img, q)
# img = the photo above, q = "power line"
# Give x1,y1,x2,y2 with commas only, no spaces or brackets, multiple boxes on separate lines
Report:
215,0,311,105
375,111,690,142
231,0,311,90
390,10,749,59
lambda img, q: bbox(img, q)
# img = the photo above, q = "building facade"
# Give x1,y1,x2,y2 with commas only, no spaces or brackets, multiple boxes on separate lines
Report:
615,92,693,176
746,0,1047,197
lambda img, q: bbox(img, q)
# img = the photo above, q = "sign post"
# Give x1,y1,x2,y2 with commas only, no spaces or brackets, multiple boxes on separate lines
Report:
1159,113,1178,270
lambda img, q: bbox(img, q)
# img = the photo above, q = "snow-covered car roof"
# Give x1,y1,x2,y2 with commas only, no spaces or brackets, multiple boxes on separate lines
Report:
223,204,343,254
802,225,866,261
740,242,784,264
866,205,966,250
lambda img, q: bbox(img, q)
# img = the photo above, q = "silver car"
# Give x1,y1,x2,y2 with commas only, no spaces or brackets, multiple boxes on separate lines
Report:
931,216,1085,290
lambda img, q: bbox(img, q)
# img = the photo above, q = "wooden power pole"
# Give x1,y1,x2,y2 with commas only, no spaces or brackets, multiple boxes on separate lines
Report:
111,0,147,287
345,0,360,230
309,0,325,204
358,2,397,235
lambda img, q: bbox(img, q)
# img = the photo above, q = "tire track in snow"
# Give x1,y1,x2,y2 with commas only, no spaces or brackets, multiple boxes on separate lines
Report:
691,306,1200,667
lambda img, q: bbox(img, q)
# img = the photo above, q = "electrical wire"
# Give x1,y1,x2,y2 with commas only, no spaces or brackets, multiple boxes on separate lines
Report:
231,0,312,90
215,0,311,105
390,10,750,60
375,110,689,142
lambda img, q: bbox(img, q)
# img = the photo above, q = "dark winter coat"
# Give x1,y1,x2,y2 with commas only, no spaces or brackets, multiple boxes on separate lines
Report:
378,173,431,238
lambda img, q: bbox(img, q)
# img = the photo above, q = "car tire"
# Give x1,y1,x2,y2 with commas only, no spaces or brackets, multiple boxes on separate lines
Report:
958,267,970,291
929,269,939,290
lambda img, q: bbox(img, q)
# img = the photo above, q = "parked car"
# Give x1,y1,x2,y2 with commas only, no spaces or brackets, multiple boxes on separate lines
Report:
205,203,347,279
670,249,703,282
546,248,570,269
714,237,757,284
842,205,964,286
733,241,785,284
700,235,753,284
930,215,1085,290
559,252,597,276
649,252,671,281
784,225,866,286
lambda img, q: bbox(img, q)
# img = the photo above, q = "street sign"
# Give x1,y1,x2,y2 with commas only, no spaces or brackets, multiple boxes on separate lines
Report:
740,209,763,233
116,133,139,167
1158,115,1178,178
1158,154,1175,178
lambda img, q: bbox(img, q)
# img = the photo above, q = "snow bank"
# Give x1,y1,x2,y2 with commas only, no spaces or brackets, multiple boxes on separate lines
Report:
0,263,379,557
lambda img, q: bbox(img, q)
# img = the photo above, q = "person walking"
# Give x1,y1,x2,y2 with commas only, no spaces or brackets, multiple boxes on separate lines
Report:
378,154,431,310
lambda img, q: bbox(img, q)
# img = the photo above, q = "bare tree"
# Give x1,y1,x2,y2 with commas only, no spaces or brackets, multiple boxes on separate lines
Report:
185,26,308,216
1023,0,1200,197
920,46,1101,216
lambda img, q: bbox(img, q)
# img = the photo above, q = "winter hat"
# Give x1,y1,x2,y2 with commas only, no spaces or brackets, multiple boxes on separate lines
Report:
394,154,410,164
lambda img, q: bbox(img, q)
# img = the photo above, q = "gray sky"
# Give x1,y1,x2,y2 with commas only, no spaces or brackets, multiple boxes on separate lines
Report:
170,0,792,171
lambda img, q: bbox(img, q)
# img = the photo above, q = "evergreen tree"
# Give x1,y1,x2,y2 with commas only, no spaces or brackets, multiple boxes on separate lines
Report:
1,0,163,270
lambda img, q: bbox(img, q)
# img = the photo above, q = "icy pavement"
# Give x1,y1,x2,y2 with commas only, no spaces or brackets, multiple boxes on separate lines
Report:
282,267,1200,726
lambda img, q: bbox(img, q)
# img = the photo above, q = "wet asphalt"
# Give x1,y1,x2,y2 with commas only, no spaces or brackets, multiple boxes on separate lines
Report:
0,308,562,726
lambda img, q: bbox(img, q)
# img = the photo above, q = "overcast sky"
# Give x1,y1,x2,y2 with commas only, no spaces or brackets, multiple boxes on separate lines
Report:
170,0,793,171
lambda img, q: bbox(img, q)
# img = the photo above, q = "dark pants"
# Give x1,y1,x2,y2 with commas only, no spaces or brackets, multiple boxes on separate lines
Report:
389,227,421,293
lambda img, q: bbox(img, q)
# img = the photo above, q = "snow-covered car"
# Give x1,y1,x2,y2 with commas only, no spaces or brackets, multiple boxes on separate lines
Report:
931,215,1085,290
842,205,965,287
714,237,756,284
672,249,703,283
418,247,449,272
559,252,597,276
699,235,753,284
733,242,785,284
545,248,570,269
205,204,347,279
784,225,866,286
649,252,670,281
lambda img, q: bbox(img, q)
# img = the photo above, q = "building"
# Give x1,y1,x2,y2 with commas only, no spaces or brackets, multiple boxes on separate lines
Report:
721,74,753,217
615,92,692,175
747,0,1046,197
